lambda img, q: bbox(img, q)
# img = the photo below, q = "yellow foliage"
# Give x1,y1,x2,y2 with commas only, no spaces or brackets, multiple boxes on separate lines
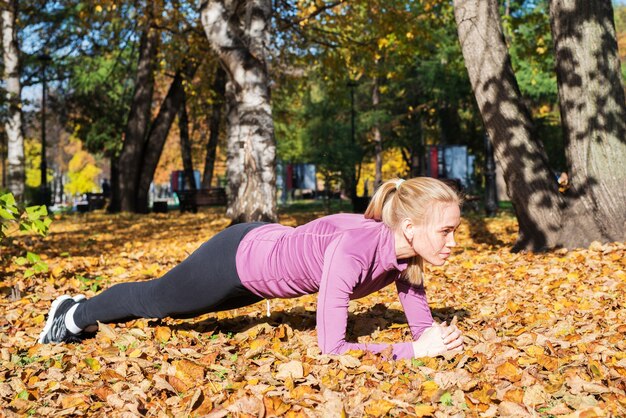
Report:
24,138,54,188
65,151,102,195
357,148,408,196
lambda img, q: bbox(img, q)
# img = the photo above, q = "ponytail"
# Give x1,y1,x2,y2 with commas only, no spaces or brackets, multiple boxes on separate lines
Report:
364,177,460,286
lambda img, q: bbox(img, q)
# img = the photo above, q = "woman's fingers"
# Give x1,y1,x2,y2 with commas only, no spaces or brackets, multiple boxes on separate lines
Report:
446,336,464,351
441,324,461,341
443,328,462,345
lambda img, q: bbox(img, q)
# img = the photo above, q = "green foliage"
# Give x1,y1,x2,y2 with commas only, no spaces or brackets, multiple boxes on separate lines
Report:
503,0,558,104
0,192,52,241
439,391,453,406
76,274,105,293
14,252,49,278
1,192,52,279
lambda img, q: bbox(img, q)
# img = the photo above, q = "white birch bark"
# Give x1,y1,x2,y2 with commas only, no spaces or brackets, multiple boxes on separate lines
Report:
201,0,277,223
2,0,24,201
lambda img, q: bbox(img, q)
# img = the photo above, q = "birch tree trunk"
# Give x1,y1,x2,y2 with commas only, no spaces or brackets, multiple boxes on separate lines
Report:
116,8,158,212
453,0,563,251
202,66,226,189
201,0,277,223
2,0,25,201
550,0,626,246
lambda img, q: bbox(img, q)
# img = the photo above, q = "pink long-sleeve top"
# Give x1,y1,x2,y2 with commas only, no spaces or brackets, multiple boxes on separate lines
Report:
235,213,433,360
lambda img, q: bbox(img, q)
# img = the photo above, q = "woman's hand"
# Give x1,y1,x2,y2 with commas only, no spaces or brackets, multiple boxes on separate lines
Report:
412,320,464,358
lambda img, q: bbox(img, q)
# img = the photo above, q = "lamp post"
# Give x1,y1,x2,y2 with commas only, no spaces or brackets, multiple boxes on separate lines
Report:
484,133,498,217
38,53,52,207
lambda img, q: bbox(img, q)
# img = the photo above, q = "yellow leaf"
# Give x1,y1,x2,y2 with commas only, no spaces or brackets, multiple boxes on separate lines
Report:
127,348,142,358
291,385,316,400
61,394,87,409
588,360,604,379
414,404,435,417
420,380,440,400
249,338,269,351
155,326,171,343
536,354,559,371
524,345,545,357
364,399,395,417
83,358,101,371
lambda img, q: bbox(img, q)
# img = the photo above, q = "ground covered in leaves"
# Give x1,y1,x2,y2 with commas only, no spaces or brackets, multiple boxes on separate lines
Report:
1,206,626,417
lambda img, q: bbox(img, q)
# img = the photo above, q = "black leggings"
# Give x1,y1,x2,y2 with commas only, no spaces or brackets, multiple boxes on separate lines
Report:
73,223,265,329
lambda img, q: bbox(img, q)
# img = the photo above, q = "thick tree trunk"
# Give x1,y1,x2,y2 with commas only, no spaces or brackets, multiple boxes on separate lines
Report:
2,0,25,201
372,77,383,189
178,89,197,192
550,0,626,247
135,67,193,213
117,9,158,212
202,66,226,189
454,0,563,251
201,0,278,223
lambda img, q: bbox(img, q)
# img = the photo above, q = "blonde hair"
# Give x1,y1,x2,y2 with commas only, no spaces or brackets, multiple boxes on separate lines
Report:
364,177,461,286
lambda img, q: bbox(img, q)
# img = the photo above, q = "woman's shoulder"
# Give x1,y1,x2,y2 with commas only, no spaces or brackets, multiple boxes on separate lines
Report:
307,213,381,230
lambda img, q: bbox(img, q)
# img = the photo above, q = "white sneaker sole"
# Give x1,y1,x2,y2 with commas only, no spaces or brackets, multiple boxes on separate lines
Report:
38,295,86,344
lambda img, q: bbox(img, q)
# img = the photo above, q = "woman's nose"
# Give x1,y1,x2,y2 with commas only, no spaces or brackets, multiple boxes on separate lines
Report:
446,234,457,247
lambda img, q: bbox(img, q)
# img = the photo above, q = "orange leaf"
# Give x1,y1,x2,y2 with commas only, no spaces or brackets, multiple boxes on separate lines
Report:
263,396,291,417
93,386,115,402
496,361,522,382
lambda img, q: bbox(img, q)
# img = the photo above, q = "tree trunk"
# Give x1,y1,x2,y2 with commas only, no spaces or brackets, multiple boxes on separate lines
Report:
179,88,196,192
202,66,226,189
2,0,25,201
454,0,563,251
201,0,277,223
117,8,158,212
135,66,194,213
550,0,626,246
107,154,119,213
372,76,383,189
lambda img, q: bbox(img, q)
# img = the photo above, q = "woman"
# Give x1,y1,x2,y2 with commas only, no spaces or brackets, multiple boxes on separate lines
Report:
39,177,464,360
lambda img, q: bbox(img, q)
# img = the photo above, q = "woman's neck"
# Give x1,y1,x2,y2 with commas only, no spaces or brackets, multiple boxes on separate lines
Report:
394,229,416,260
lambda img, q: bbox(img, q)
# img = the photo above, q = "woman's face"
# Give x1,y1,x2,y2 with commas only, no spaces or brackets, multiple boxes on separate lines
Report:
411,203,461,266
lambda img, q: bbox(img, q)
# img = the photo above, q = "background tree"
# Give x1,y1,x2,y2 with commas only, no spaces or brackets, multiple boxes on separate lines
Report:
455,0,626,250
116,1,158,212
454,0,563,251
201,0,277,223
1,0,25,201
549,0,626,247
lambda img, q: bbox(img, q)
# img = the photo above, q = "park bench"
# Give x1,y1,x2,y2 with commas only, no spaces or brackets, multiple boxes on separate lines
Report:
175,188,227,213
86,193,106,210
76,193,106,213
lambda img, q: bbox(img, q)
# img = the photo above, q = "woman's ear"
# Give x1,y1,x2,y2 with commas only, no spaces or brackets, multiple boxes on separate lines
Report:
401,218,414,243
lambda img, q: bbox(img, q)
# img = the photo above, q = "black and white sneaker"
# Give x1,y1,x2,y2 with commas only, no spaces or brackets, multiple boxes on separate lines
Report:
38,295,93,344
